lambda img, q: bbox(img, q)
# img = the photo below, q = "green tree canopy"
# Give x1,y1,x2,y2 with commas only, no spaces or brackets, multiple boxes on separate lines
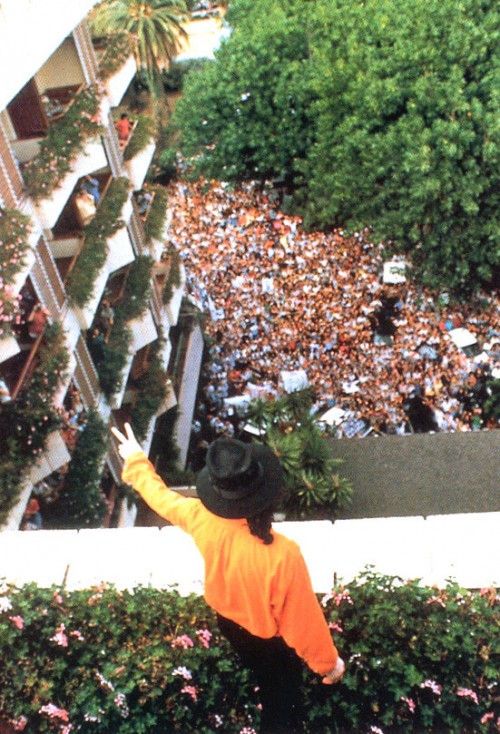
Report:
173,0,499,293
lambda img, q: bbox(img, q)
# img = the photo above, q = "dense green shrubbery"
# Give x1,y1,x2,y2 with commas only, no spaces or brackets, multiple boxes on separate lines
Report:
0,207,32,338
123,115,156,162
0,572,498,733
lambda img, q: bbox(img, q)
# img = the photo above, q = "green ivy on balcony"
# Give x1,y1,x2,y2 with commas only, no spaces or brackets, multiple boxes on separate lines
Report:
0,207,32,338
143,185,169,245
94,255,154,399
66,177,130,308
96,31,136,81
0,323,69,526
123,115,156,161
23,85,103,202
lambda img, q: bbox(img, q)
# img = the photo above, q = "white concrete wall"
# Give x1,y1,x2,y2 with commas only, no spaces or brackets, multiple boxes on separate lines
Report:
1,513,498,592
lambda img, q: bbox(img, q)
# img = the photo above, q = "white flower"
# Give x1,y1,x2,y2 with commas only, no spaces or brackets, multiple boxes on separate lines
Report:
172,666,193,681
0,596,13,613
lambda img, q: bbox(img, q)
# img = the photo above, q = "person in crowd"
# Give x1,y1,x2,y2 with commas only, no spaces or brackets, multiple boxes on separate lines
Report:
112,423,345,734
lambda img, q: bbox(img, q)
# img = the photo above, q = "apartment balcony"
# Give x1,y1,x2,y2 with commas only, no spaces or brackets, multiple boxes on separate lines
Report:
29,430,72,485
94,39,138,108
124,140,156,190
110,309,158,410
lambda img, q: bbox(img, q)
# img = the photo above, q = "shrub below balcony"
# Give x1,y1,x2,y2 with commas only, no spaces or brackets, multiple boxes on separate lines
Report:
0,323,69,525
45,410,109,529
0,207,32,338
94,256,153,399
23,86,103,201
123,115,156,162
67,177,130,308
0,573,498,733
142,185,169,245
96,31,136,81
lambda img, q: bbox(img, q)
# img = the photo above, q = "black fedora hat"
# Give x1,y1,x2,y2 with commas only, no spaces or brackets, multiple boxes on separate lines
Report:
196,438,284,519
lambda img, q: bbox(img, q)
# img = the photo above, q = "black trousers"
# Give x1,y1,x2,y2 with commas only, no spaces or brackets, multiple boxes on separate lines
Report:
217,613,304,734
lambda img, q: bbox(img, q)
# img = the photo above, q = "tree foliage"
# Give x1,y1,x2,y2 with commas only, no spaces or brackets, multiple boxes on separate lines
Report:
173,0,499,293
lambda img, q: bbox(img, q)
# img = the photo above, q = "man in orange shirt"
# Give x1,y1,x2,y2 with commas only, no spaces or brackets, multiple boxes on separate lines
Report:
112,424,345,733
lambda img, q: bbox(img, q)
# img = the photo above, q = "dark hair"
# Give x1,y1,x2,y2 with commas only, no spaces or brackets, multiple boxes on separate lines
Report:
247,504,275,545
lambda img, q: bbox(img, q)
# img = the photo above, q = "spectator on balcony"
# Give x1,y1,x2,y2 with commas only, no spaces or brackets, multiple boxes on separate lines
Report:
115,113,133,149
112,424,346,734
0,376,12,404
136,188,153,217
74,185,97,227
81,175,101,205
98,298,115,343
21,498,43,531
27,304,50,340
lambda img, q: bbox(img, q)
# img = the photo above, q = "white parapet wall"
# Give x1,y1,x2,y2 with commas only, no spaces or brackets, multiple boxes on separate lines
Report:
0,513,498,592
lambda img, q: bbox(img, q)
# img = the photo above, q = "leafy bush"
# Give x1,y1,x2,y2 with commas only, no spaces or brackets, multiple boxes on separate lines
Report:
162,247,183,304
67,177,130,308
123,115,156,162
0,573,497,733
0,323,69,525
46,410,109,529
23,86,102,201
156,147,179,182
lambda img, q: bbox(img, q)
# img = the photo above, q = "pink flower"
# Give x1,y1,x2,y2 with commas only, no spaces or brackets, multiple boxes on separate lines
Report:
420,679,442,696
53,590,63,605
171,634,194,649
196,628,213,649
427,595,446,608
401,697,416,713
181,685,198,702
481,712,494,724
50,623,68,647
332,588,354,606
9,615,24,630
328,621,344,633
456,687,479,704
39,704,70,722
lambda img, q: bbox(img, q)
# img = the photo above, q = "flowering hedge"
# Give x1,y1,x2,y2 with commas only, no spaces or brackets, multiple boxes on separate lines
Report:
0,573,498,733
0,208,32,338
96,32,136,81
23,86,102,202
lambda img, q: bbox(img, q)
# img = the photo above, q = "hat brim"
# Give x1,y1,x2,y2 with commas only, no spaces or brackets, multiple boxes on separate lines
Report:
196,443,284,519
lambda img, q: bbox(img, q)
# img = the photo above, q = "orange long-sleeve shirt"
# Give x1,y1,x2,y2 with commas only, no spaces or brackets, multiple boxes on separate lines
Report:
122,452,339,675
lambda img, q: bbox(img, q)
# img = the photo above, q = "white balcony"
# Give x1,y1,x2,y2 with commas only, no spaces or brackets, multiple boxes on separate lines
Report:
33,138,108,230
104,54,137,108
29,430,71,485
130,309,158,353
125,140,156,191
106,225,135,274
0,335,21,364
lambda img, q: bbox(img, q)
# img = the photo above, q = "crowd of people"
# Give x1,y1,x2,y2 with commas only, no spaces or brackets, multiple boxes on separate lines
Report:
166,178,499,440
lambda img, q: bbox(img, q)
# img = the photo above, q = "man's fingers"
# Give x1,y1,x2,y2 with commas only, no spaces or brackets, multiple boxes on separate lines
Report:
124,422,135,440
111,426,126,443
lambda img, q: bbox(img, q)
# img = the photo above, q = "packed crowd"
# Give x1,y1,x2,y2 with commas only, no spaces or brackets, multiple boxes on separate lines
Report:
167,179,499,439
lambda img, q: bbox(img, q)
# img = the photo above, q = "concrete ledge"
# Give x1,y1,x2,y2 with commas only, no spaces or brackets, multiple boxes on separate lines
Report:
1,513,498,592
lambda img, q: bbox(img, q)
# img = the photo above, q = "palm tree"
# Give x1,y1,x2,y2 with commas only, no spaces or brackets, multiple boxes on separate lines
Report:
90,0,189,94
246,390,353,519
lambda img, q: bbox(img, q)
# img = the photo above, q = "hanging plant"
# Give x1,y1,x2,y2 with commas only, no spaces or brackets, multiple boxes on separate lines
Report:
143,185,169,244
0,208,32,338
96,31,136,81
0,322,70,525
23,85,103,201
66,177,130,308
130,330,170,441
123,115,156,161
